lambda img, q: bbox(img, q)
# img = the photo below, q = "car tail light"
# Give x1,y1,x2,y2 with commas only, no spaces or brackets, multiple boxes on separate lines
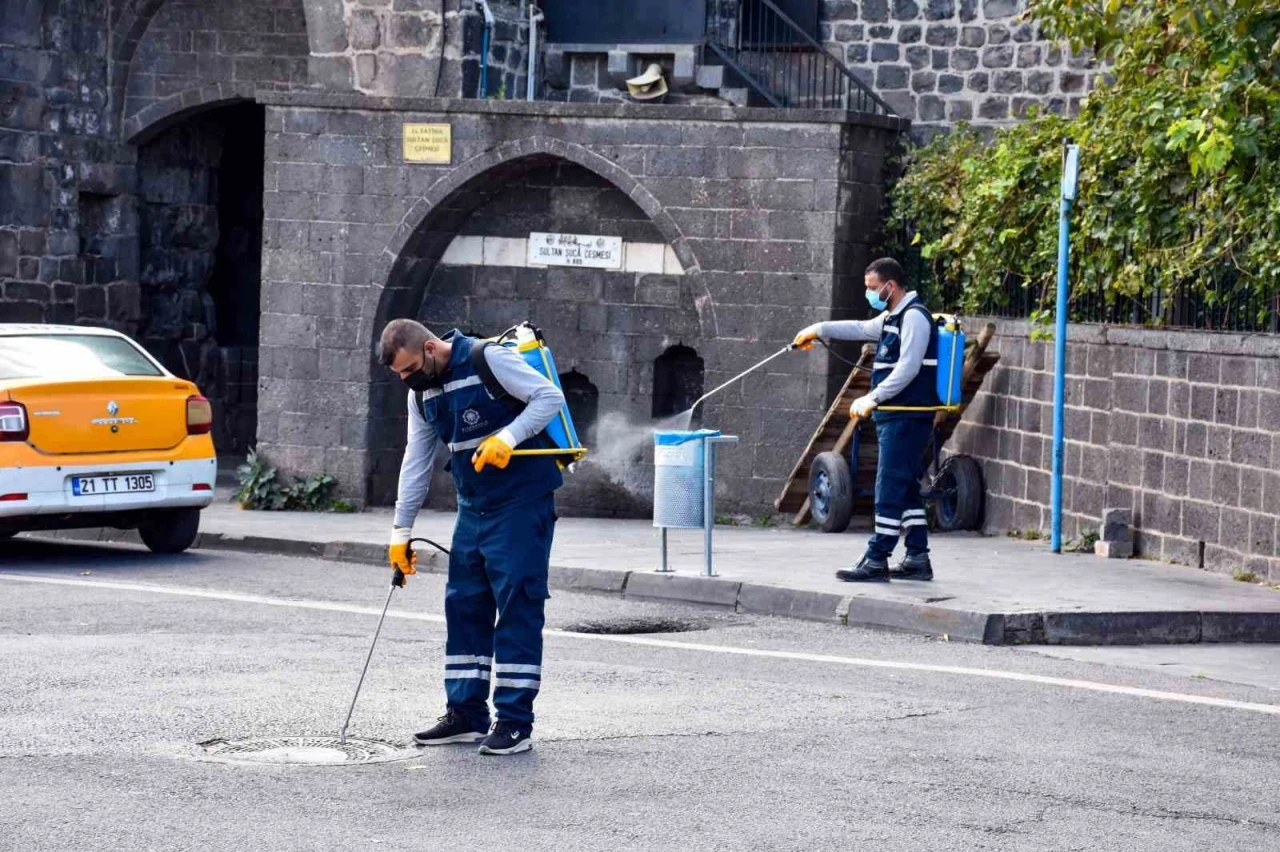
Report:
186,395,213,435
0,403,28,442
0,493,27,502
192,483,212,492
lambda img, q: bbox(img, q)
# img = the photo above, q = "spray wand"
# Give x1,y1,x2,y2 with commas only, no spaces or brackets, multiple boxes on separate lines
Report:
338,536,451,743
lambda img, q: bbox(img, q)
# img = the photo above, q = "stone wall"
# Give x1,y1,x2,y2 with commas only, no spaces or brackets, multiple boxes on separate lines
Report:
821,0,1100,142
123,0,310,125
950,319,1280,581
253,95,905,514
305,0,514,100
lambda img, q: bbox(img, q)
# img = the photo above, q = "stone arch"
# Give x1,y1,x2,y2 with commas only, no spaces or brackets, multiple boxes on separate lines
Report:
360,136,715,508
108,0,325,140
123,86,255,145
362,134,712,349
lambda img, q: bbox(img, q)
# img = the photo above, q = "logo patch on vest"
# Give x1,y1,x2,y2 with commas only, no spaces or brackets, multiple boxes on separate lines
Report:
462,408,482,427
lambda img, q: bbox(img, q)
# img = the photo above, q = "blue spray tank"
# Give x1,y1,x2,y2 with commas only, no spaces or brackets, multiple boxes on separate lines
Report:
874,313,965,413
491,322,588,467
935,314,965,409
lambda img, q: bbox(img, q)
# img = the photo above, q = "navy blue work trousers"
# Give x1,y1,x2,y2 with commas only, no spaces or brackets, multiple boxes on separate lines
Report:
865,418,933,560
443,494,556,727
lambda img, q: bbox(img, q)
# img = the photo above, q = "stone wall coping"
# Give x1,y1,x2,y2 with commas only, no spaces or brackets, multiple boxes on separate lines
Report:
255,91,911,132
972,316,1280,358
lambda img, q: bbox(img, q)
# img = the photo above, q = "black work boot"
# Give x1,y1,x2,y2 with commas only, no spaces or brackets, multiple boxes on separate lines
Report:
836,555,890,582
890,553,934,581
413,708,489,746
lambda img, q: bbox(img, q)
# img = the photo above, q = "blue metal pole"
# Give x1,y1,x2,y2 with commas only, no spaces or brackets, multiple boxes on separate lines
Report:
1050,195,1071,552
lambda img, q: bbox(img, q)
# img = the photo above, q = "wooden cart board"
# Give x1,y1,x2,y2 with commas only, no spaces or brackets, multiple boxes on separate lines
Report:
775,322,1000,527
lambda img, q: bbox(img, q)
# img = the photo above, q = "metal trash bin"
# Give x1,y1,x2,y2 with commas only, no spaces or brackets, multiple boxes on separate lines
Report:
652,429,739,576
653,429,720,529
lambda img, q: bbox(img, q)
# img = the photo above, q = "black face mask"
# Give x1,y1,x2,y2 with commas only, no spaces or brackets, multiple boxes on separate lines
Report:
401,346,437,392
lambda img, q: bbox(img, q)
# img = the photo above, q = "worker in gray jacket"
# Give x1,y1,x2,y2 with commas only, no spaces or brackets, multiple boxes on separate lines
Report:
793,257,941,582
379,318,565,755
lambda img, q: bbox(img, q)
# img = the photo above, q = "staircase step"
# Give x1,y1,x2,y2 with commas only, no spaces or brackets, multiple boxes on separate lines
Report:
696,65,725,89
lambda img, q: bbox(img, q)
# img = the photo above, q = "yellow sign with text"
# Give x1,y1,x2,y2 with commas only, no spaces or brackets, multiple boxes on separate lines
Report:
402,123,451,164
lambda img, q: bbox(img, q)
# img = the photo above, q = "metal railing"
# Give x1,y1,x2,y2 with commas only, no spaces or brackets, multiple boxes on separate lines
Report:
908,250,1280,334
705,0,893,114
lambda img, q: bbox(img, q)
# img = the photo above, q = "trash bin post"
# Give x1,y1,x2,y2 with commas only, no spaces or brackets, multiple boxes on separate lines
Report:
702,435,740,578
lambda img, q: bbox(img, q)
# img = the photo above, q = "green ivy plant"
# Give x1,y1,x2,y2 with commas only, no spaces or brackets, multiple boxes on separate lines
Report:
888,0,1280,331
234,448,353,513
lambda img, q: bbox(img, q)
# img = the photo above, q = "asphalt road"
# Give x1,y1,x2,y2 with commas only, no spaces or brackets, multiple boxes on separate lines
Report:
2,539,1279,851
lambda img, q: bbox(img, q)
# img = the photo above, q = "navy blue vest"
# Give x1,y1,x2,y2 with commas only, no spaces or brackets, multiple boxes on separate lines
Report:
419,331,562,513
871,298,940,422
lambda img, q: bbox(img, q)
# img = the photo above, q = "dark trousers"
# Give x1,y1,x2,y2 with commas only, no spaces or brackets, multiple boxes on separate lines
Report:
865,417,933,560
443,494,556,727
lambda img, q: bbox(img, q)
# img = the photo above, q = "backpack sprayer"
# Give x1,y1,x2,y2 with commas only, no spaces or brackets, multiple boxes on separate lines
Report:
488,323,588,468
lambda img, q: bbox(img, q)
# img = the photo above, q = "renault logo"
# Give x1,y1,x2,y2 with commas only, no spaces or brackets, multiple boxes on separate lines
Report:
106,401,120,417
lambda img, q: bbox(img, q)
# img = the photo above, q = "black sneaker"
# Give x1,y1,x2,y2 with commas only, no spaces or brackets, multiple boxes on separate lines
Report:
891,553,933,581
836,555,890,582
478,721,533,756
413,709,488,746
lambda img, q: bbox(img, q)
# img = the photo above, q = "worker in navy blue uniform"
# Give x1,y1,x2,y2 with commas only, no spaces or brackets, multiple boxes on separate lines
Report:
792,258,939,582
379,318,565,755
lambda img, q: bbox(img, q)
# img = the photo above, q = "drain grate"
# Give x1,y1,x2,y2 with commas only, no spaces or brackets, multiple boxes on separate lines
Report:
561,617,706,635
198,736,416,766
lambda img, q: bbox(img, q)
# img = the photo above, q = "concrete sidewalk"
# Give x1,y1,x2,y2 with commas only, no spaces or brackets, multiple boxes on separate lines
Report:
45,500,1280,646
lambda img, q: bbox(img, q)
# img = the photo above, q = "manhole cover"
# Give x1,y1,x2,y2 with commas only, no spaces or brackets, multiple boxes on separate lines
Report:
197,736,417,766
561,617,706,635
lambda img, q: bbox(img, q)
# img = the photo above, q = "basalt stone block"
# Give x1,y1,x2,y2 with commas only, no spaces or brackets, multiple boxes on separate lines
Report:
938,73,963,94
905,45,931,69
893,0,920,20
926,0,955,19
918,94,945,121
983,0,1018,18
898,24,922,43
0,231,17,277
1027,70,1054,95
876,64,910,89
952,48,978,71
871,42,901,62
983,45,1014,68
992,70,1023,93
926,25,957,47
977,95,1008,118
863,0,890,22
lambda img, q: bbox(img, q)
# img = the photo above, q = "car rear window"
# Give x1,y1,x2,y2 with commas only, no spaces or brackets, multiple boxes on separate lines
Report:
0,334,165,381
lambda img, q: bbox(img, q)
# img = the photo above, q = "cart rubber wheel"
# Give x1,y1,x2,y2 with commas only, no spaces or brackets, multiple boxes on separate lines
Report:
139,508,201,554
809,451,854,534
931,455,984,532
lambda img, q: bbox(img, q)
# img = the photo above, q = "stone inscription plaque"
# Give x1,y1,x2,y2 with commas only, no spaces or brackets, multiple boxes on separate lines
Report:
402,123,452,163
527,232,623,269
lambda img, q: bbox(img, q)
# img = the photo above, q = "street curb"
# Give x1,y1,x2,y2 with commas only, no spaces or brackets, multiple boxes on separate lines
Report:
28,528,1280,646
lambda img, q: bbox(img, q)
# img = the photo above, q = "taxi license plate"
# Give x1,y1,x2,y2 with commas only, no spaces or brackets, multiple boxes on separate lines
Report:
72,474,155,497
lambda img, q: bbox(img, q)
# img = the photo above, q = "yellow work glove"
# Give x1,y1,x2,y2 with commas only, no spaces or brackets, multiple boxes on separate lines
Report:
849,394,879,419
792,324,822,351
472,433,514,473
388,526,417,582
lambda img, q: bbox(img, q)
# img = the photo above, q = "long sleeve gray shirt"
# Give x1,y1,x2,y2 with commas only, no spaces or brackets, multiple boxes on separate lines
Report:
393,343,566,530
802,292,930,405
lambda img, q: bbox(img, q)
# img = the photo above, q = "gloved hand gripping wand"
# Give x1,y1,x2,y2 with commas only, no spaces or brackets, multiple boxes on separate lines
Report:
339,537,451,743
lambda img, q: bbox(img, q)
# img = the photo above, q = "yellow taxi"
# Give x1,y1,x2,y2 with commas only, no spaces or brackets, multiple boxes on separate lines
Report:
0,324,217,553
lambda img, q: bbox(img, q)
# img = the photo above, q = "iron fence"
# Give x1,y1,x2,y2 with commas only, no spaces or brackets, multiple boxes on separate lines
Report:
904,248,1279,334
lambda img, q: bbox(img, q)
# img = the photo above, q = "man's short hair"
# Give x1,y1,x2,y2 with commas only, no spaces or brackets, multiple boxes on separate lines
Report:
378,319,435,366
865,257,906,288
